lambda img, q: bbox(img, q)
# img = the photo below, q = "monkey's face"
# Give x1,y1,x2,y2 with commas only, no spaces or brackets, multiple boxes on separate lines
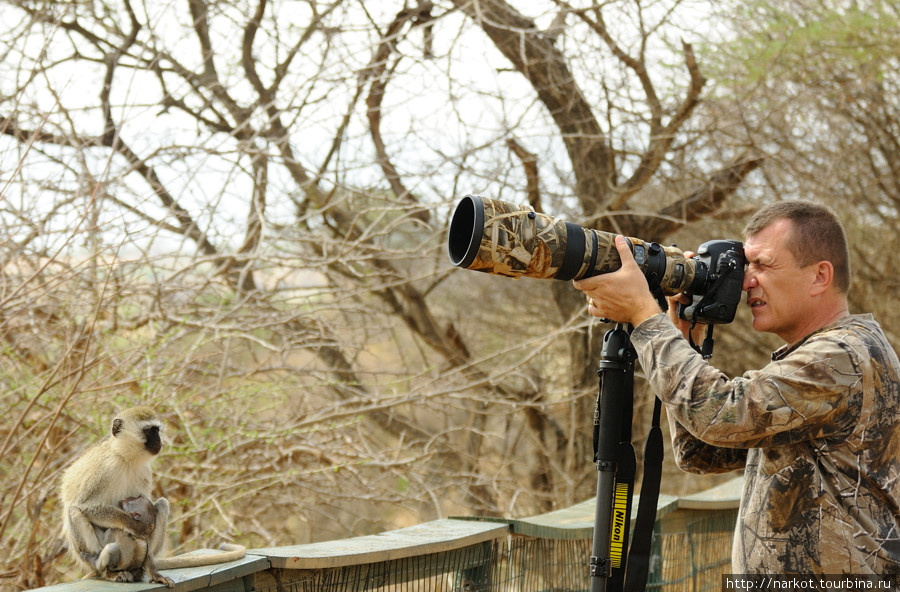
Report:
142,425,162,455
120,497,156,528
111,414,163,456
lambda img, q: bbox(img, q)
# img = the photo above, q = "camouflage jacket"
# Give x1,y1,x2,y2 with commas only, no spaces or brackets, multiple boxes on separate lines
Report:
630,313,900,576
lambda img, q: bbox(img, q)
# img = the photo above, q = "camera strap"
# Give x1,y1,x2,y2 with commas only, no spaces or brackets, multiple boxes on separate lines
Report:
624,396,664,592
646,275,669,316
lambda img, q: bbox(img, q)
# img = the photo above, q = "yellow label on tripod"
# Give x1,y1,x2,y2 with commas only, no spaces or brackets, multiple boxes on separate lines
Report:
609,483,629,568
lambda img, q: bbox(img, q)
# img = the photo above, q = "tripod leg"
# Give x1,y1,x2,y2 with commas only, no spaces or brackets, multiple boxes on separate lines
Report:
590,325,637,592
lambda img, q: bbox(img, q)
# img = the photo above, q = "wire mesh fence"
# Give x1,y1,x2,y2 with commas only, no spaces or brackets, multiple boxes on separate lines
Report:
252,508,738,592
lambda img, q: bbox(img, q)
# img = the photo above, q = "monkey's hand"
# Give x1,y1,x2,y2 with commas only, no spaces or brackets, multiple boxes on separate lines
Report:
150,572,175,588
152,497,170,516
73,505,154,544
123,513,154,538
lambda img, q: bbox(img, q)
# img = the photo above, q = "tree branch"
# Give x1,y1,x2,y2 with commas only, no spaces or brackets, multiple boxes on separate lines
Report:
597,156,765,240
506,137,542,212
100,0,140,146
452,0,614,211
363,5,433,223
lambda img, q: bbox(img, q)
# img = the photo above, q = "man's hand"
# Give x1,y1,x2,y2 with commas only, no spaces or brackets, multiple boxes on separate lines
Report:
573,235,662,326
664,249,708,343
667,292,707,343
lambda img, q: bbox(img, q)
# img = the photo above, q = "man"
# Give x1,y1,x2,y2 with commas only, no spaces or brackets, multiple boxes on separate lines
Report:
574,201,900,576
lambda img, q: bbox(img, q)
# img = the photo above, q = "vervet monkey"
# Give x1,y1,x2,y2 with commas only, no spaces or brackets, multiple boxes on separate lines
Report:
60,406,169,579
82,496,174,587
60,406,247,583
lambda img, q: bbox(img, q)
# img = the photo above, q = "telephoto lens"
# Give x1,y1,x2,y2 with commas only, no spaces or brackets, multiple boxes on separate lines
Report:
448,194,696,293
447,194,745,324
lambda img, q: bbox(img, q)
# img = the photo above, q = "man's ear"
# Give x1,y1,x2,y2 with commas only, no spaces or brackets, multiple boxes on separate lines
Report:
809,260,834,296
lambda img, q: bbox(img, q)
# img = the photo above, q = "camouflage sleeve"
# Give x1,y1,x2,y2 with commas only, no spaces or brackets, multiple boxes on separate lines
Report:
666,416,748,474
631,314,862,451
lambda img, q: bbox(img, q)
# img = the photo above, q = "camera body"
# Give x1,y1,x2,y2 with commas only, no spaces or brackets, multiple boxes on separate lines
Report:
676,240,745,324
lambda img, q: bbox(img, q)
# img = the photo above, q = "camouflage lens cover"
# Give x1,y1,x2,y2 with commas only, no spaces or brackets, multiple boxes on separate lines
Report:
448,195,697,293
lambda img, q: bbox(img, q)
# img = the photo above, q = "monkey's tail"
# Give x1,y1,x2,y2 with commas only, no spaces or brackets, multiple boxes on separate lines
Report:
155,543,246,570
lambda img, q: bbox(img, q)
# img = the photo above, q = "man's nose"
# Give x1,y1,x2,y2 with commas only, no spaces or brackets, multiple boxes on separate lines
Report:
742,270,757,291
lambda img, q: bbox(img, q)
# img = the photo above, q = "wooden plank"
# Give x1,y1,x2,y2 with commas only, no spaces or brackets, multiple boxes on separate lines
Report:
456,493,681,540
511,493,679,539
153,550,268,591
249,518,508,569
25,580,162,592
29,551,267,592
675,477,743,510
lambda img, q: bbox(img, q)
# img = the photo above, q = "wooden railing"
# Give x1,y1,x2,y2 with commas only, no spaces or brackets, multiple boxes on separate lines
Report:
31,477,741,592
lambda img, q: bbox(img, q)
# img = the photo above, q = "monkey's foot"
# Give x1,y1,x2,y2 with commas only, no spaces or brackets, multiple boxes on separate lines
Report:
152,574,175,588
100,570,135,583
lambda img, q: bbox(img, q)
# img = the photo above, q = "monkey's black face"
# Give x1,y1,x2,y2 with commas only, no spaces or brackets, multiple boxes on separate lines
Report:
143,425,162,455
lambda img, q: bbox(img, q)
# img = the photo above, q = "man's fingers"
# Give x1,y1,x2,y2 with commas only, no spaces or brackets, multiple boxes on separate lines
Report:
669,292,691,305
614,235,638,268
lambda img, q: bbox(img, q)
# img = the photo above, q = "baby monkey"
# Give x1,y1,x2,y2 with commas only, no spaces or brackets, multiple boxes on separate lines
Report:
83,495,174,587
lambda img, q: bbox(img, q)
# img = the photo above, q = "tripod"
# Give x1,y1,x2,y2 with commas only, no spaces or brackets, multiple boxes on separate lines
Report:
589,323,663,592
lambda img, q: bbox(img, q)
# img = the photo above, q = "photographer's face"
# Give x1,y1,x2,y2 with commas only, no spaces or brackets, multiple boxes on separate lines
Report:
742,219,820,345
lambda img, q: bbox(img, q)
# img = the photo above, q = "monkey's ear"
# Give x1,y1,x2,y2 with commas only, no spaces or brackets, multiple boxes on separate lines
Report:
112,418,124,436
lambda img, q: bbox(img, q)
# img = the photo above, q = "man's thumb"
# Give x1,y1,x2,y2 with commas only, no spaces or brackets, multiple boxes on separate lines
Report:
614,235,636,267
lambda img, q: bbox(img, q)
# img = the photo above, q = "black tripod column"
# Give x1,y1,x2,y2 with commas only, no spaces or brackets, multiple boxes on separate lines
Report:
590,324,637,592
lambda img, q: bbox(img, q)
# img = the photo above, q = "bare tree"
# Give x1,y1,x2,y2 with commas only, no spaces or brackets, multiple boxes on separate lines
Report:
0,0,762,587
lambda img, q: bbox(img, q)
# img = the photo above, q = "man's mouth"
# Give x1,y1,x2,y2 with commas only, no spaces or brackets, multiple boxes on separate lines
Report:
748,297,766,309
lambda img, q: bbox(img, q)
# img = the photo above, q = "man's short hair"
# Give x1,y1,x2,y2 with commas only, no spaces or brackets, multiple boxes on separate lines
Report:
743,200,851,293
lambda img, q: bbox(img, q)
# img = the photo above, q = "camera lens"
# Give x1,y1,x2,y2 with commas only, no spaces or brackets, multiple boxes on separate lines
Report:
448,195,483,269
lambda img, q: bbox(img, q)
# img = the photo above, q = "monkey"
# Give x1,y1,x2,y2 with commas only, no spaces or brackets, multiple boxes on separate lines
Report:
85,496,247,584
60,406,170,580
81,496,174,587
59,406,247,584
